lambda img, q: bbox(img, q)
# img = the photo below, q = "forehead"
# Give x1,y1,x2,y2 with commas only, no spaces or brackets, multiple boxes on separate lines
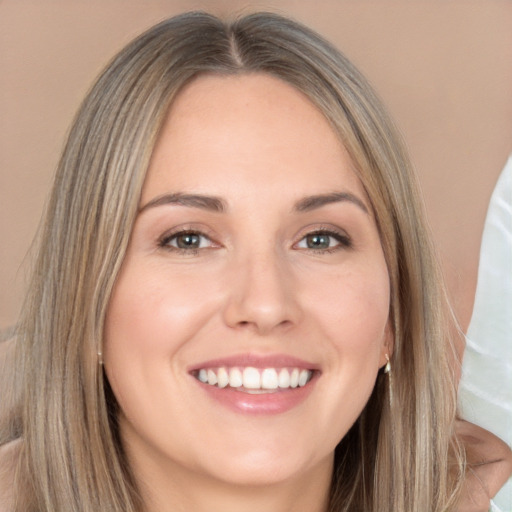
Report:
142,73,367,206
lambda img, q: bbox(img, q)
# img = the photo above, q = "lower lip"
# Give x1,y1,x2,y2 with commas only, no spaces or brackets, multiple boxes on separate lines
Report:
194,376,318,415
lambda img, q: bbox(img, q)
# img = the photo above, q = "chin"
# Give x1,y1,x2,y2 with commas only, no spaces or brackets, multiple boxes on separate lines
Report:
190,438,333,489
202,458,318,488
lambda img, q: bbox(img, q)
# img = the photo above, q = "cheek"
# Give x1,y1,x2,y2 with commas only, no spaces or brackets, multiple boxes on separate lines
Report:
102,260,225,434
102,260,228,423
104,261,222,360
310,268,390,436
305,260,390,415
308,262,390,351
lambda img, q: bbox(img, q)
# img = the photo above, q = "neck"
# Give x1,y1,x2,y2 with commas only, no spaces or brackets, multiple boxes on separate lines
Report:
133,451,333,512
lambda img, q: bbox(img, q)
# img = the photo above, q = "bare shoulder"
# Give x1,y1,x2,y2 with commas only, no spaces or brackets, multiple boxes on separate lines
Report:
0,439,21,512
456,419,512,511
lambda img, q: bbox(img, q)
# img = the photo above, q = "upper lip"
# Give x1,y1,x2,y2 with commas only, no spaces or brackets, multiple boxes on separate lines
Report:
188,353,320,372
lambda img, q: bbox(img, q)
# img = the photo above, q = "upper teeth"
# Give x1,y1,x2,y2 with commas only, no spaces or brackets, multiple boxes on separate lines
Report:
196,367,312,390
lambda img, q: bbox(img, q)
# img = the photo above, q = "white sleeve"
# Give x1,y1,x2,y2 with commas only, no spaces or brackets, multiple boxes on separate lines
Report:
458,155,512,511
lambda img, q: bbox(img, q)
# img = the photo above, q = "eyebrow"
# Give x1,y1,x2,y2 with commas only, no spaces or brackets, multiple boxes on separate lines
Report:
139,193,227,213
293,192,369,214
139,190,369,215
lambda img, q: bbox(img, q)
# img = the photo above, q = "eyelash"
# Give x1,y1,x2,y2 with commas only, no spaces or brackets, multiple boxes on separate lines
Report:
158,229,217,255
157,228,352,254
294,229,352,253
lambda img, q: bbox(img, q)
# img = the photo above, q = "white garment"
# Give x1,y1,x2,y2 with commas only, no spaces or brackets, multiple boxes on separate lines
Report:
458,155,512,511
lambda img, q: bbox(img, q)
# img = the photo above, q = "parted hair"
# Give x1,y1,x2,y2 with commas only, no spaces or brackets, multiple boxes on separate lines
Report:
3,11,464,511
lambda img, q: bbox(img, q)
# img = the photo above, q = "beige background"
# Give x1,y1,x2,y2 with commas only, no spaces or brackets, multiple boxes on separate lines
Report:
1,1,511,342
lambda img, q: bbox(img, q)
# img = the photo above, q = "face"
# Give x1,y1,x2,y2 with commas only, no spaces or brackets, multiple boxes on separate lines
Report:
104,74,392,493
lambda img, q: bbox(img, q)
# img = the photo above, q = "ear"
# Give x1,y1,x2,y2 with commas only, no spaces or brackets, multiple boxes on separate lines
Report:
379,320,394,369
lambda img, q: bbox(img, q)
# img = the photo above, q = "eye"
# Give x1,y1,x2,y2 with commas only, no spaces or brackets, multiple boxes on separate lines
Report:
159,230,215,252
295,230,351,252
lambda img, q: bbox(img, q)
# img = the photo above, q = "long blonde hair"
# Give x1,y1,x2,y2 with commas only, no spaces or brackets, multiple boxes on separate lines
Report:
5,11,464,511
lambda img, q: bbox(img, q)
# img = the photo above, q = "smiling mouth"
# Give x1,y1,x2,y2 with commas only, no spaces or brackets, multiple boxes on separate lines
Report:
193,367,314,393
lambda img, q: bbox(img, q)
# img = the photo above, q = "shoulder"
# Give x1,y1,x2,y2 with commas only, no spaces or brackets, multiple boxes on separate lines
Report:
0,439,21,512
456,420,512,511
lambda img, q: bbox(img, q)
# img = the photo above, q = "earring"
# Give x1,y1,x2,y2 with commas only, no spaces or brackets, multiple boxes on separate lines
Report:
384,354,391,374
384,354,393,407
98,351,104,365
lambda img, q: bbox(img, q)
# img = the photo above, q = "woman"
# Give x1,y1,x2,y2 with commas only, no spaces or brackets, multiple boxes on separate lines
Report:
0,11,510,512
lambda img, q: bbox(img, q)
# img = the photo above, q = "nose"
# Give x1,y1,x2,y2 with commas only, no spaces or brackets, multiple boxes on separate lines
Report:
222,249,302,335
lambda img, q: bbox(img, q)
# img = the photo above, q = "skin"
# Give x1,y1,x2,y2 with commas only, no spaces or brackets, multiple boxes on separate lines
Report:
0,422,508,510
0,75,509,512
103,73,392,512
455,420,512,511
